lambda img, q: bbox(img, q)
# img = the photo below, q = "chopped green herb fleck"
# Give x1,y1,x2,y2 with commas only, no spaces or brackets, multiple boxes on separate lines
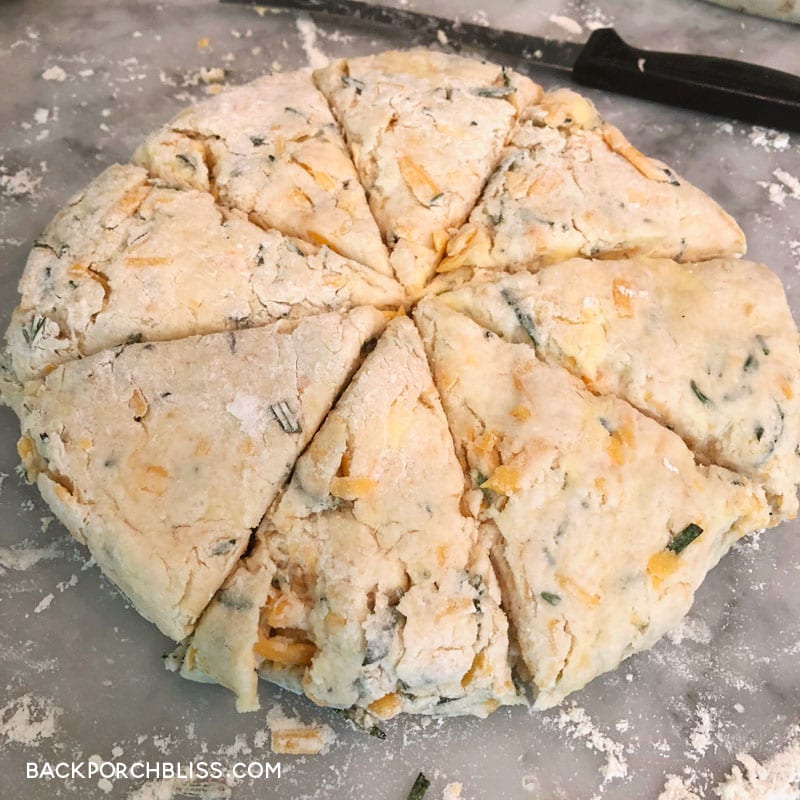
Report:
755,425,765,441
22,316,46,346
270,400,302,434
756,335,770,356
743,353,759,373
667,523,703,554
428,192,444,207
690,380,712,405
502,289,539,349
210,539,237,556
756,401,785,466
255,243,266,266
341,75,366,94
249,135,266,146
475,85,516,98
217,590,251,611
474,470,492,498
661,167,680,186
540,591,561,606
126,332,143,345
176,153,196,169
407,772,430,800
337,707,386,739
444,86,453,101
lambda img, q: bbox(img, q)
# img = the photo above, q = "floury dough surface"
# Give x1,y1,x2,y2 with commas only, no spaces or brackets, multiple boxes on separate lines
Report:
0,2,798,800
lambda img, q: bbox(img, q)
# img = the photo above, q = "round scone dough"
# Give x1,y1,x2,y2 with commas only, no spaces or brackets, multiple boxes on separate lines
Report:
2,48,798,721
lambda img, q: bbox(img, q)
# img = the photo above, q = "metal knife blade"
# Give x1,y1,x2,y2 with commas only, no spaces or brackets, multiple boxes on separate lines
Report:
221,0,800,131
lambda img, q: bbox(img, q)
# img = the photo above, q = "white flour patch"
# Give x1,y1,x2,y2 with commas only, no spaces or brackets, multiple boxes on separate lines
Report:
659,727,800,799
667,616,713,646
33,107,50,124
758,180,787,208
33,593,54,613
42,65,67,81
0,541,62,574
0,694,62,746
659,774,702,799
790,241,800,272
580,5,615,30
225,393,268,438
545,704,628,787
748,127,791,152
774,169,800,200
0,167,42,198
687,706,716,761
57,574,78,592
548,14,584,35
718,736,800,799
295,15,329,69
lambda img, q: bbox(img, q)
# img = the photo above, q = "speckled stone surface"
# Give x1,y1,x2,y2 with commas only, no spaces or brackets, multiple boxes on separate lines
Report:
0,2,798,799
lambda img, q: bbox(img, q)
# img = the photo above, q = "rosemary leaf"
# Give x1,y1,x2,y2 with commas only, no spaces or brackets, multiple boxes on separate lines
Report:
690,380,712,406
540,591,561,606
667,523,703,554
176,153,196,170
475,85,516,98
501,289,539,349
270,400,302,434
407,772,430,800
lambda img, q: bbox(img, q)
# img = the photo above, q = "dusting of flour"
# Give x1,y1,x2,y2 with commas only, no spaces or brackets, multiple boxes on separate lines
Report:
543,703,628,787
660,726,800,800
295,15,329,69
0,694,62,746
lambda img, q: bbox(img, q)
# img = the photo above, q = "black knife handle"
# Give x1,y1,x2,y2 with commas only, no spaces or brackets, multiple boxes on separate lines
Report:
573,28,800,131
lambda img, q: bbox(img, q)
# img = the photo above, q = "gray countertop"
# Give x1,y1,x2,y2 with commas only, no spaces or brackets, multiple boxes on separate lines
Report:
0,2,798,799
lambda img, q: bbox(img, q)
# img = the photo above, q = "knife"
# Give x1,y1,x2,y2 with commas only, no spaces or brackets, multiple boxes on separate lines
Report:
221,0,800,131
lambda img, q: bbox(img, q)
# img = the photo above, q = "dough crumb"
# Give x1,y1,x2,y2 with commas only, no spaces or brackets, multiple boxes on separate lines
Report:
265,705,336,755
42,65,67,81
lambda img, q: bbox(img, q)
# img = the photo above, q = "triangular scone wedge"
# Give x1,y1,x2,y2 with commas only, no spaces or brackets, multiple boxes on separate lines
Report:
14,308,385,641
437,88,745,277
133,70,392,276
182,317,521,716
6,164,403,382
314,49,541,293
435,258,800,519
414,300,770,709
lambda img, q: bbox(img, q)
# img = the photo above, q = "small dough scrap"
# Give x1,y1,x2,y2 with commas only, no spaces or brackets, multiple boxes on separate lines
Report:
6,164,403,381
314,49,542,293
184,317,521,716
15,308,385,641
415,300,770,708
438,89,745,275
436,258,800,519
133,70,392,276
